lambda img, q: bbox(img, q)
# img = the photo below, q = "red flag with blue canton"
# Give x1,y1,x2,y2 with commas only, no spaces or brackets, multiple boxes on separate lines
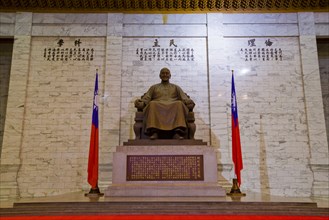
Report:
87,72,99,189
231,72,243,186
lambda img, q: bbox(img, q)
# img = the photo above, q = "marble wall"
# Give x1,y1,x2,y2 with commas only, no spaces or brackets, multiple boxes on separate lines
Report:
0,12,328,200
17,36,106,197
218,36,314,196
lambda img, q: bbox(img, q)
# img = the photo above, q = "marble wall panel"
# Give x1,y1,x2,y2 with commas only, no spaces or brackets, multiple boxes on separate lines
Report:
107,13,123,36
0,23,14,36
298,13,316,35
214,36,313,196
120,37,209,144
298,13,328,165
223,23,298,37
222,13,298,24
99,36,123,186
207,13,226,149
32,24,107,37
123,24,207,37
314,12,329,23
15,36,106,197
14,12,32,36
314,9,329,36
0,11,16,36
32,13,108,24
315,24,329,36
123,14,207,24
0,12,15,23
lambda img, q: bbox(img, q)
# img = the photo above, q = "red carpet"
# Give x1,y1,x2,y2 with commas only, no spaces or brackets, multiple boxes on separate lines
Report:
1,215,327,220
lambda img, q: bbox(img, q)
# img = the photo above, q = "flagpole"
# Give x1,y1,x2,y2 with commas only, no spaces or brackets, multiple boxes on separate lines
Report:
227,70,246,197
85,69,104,197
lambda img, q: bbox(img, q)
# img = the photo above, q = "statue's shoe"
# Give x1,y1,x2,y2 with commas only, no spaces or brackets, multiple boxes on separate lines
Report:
150,133,158,140
173,133,184,140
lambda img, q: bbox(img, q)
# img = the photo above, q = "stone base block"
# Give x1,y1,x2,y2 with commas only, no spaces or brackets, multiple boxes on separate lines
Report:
105,144,226,197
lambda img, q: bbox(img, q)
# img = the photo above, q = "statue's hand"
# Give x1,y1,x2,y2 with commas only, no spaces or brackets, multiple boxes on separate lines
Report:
134,99,145,110
184,99,195,111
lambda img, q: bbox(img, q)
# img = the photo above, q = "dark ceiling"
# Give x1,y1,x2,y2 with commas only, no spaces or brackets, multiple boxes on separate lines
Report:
0,0,328,13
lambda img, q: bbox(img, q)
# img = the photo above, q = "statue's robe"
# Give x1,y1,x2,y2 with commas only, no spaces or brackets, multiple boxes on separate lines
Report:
141,82,190,133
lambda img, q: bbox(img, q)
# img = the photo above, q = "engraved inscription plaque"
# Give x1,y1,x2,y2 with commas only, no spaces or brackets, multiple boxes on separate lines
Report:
126,155,204,181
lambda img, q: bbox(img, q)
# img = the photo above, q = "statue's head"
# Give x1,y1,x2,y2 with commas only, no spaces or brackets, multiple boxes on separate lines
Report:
159,67,171,82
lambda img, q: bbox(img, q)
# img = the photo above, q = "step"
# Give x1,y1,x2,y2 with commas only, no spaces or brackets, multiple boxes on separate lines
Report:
0,201,327,216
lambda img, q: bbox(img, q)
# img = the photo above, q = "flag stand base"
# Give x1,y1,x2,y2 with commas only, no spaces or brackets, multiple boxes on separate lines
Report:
226,178,246,196
85,186,104,197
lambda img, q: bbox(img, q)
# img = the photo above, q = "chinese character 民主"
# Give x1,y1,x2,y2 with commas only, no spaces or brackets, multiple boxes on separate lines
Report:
152,39,160,47
169,39,177,47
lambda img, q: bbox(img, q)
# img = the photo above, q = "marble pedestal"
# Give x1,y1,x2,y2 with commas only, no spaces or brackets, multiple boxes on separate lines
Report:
105,142,226,197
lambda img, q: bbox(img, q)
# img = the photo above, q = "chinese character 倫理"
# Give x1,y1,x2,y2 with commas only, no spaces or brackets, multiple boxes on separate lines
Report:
248,39,256,47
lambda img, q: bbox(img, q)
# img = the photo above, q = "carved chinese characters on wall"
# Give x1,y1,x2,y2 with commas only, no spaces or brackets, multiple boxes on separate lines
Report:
136,39,195,62
240,38,283,62
43,39,95,62
126,155,204,181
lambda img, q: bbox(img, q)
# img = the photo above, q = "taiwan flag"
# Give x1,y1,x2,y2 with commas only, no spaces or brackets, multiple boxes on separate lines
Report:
231,72,243,186
87,72,99,189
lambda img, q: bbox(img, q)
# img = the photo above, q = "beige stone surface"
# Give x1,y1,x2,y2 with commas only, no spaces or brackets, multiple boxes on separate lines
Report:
106,145,225,197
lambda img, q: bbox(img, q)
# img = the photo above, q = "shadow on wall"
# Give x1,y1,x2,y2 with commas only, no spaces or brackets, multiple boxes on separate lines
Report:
317,38,329,148
211,129,233,191
0,38,14,158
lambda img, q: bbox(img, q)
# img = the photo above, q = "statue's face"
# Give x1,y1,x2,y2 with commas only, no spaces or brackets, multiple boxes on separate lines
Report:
159,69,171,82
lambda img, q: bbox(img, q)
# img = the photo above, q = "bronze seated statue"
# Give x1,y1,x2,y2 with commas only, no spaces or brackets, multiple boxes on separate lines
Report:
133,67,196,140
134,93,196,140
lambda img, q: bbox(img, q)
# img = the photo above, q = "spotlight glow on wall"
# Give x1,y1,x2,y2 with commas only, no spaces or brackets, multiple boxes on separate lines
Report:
240,68,250,75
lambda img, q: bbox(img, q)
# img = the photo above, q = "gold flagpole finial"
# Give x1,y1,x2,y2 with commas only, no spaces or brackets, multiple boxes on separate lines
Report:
96,69,98,73
232,70,234,74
